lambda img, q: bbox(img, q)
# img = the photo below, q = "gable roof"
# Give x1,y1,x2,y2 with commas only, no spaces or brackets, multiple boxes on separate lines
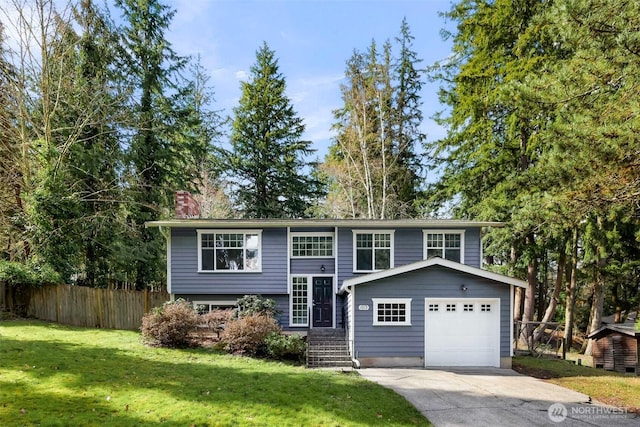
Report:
588,324,640,339
145,218,503,229
339,257,528,294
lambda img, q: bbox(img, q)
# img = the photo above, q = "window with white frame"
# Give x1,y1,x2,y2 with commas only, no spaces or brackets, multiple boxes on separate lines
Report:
372,298,411,326
198,230,261,272
291,234,334,258
423,230,464,263
354,231,393,272
290,277,309,326
192,301,236,314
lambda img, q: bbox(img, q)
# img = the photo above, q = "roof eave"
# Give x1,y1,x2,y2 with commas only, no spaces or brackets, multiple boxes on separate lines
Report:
145,218,505,229
339,258,527,293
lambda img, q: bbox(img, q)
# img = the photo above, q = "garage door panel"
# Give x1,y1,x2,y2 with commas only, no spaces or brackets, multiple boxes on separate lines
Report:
424,298,500,367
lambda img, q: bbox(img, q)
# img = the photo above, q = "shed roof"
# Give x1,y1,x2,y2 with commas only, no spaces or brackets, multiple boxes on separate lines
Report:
601,311,637,325
588,324,640,339
339,257,528,294
145,218,503,229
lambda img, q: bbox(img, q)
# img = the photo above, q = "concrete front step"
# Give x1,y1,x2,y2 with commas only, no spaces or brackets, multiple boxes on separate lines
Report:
306,328,351,368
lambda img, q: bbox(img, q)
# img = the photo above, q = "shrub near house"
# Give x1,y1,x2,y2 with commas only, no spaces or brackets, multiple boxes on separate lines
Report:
140,295,306,362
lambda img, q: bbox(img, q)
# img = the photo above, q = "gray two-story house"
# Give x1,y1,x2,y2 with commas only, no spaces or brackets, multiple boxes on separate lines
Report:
147,194,526,368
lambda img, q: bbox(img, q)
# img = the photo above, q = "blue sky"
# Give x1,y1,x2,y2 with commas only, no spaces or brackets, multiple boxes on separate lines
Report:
144,0,455,159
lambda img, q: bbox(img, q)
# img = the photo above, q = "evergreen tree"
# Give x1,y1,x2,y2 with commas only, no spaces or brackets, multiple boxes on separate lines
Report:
23,0,127,285
0,20,26,260
115,0,209,288
222,42,320,218
428,0,640,348
393,17,424,212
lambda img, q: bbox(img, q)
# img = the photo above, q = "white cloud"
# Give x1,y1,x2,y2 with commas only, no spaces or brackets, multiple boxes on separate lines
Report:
234,70,248,81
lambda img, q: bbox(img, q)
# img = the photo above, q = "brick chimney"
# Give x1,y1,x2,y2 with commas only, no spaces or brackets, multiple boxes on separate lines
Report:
175,191,201,219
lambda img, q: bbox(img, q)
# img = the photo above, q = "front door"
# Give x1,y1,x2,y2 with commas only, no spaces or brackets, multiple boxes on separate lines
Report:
312,277,333,327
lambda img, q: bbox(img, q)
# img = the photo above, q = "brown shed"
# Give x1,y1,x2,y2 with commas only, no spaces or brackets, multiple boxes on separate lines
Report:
588,325,640,375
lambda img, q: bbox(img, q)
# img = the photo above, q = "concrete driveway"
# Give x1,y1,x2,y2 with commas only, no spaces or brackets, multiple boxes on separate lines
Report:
358,368,638,426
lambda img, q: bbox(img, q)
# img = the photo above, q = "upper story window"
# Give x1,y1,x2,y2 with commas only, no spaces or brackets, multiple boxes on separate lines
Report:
423,230,465,263
353,230,394,272
290,233,334,258
197,230,261,272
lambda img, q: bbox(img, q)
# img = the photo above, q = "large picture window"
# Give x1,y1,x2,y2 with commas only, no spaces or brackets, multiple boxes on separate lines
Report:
372,298,412,326
198,230,261,272
291,234,334,258
423,230,464,263
353,231,393,272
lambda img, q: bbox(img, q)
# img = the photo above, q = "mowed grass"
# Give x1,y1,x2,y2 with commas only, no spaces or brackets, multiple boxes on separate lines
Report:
513,356,640,413
0,320,429,427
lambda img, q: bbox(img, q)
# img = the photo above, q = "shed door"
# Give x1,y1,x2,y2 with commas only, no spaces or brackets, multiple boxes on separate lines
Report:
424,298,500,367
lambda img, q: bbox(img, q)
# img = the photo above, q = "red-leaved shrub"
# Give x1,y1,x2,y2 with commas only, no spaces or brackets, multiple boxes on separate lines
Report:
200,309,234,338
220,313,280,356
141,299,199,348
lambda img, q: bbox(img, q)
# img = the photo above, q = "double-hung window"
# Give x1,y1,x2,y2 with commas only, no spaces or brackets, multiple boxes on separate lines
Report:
198,230,261,272
423,230,464,263
353,231,393,272
372,298,412,326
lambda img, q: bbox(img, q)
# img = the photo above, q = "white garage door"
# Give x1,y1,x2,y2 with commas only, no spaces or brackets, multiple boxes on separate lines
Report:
424,298,500,367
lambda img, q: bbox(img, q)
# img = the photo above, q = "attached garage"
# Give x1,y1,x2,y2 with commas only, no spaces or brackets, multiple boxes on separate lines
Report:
424,298,500,367
339,258,527,368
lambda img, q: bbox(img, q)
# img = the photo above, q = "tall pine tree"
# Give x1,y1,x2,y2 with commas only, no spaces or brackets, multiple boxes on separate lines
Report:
222,42,320,219
115,0,208,288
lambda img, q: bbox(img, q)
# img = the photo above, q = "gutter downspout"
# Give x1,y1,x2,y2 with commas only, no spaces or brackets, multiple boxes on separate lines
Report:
342,283,361,369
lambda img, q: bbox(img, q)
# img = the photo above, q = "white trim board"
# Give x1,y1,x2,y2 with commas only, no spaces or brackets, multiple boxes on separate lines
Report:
340,257,527,293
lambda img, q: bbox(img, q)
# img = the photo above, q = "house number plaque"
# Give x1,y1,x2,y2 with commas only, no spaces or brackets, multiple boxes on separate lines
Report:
358,305,370,311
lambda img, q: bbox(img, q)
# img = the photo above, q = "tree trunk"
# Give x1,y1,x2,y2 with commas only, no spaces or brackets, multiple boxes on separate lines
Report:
584,268,605,356
584,216,607,356
511,245,523,321
533,242,567,343
536,250,548,321
564,228,579,352
522,247,538,349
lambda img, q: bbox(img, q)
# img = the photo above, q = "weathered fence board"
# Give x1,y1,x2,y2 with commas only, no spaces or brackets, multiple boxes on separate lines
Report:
0,282,169,330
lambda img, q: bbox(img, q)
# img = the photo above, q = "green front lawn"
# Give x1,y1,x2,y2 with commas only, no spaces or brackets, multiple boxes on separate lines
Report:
0,320,429,426
513,356,640,413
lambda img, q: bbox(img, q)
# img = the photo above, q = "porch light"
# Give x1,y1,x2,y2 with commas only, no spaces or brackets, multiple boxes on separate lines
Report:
460,284,468,292
321,264,326,272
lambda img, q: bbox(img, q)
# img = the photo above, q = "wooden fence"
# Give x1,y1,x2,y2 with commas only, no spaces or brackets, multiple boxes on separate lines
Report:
0,283,169,330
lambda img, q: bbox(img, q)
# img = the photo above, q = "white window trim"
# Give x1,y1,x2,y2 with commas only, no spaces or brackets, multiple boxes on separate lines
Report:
288,274,335,328
372,298,412,326
352,230,395,273
289,232,335,258
197,229,262,273
289,275,311,327
422,229,465,264
192,300,236,313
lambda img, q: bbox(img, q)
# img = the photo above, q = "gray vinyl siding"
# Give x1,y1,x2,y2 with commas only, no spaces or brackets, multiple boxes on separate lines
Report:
290,258,335,275
463,228,481,268
171,228,288,294
394,228,424,266
337,227,483,288
352,266,511,358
